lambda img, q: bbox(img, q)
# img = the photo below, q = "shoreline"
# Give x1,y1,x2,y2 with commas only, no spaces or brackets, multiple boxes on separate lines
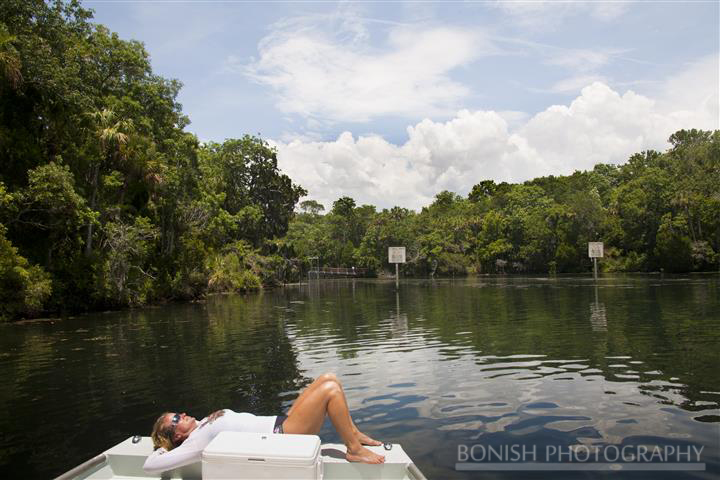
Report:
8,271,717,324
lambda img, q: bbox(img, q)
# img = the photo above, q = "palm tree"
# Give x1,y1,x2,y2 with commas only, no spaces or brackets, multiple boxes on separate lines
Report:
85,108,133,256
0,25,22,90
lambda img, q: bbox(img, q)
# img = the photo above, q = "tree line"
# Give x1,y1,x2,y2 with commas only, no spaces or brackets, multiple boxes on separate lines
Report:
1,1,718,320
287,129,719,278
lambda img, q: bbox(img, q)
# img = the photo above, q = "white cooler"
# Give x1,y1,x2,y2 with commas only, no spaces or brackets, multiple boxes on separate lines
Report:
202,431,323,479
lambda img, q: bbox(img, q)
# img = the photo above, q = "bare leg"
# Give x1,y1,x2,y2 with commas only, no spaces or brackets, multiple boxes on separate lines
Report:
287,374,381,446
283,374,385,464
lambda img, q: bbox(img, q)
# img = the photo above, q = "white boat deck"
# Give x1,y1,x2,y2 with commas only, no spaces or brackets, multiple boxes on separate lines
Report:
320,443,416,479
57,436,426,480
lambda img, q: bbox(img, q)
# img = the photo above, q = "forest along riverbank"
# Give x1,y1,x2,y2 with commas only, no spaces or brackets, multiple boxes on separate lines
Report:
2,1,718,322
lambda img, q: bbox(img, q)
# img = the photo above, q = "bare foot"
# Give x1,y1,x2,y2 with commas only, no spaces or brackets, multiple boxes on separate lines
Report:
346,445,385,464
356,431,382,446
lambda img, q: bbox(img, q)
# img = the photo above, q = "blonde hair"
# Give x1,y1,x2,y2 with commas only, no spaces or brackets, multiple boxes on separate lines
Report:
151,412,176,451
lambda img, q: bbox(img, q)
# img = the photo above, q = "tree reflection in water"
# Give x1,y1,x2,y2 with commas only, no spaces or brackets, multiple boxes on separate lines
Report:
0,275,718,479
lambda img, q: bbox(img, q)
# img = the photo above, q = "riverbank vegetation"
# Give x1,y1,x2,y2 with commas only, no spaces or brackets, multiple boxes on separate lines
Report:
288,129,719,278
0,1,306,319
1,1,718,320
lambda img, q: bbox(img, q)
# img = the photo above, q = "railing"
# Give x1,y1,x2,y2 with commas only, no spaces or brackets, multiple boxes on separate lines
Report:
308,267,367,277
54,453,107,480
408,462,429,480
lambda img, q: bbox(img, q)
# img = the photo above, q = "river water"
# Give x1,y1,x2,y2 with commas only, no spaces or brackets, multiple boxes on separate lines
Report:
0,275,718,479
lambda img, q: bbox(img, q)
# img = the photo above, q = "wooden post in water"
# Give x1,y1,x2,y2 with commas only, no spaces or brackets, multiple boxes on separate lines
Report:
395,263,399,289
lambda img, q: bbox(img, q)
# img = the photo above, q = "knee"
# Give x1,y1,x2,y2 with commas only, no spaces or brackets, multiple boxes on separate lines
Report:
320,379,342,397
318,372,339,385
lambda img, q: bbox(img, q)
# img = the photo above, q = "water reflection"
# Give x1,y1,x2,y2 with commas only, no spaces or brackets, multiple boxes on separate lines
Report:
287,277,720,478
590,285,607,332
0,276,718,479
393,290,408,338
0,296,309,479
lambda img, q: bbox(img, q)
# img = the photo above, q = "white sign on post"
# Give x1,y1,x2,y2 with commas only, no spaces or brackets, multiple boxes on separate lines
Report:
388,247,406,264
388,247,405,289
588,242,604,258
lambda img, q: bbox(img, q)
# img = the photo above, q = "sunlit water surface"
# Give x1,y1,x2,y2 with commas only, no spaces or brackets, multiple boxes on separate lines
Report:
0,276,718,479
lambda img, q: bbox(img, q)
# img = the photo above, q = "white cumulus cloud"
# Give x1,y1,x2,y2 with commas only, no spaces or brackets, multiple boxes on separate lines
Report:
274,56,718,211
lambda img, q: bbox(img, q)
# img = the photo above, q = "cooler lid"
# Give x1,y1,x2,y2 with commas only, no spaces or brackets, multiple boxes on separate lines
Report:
203,432,320,466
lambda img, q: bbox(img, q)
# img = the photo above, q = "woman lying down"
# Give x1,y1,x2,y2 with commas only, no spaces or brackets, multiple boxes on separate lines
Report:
143,373,385,474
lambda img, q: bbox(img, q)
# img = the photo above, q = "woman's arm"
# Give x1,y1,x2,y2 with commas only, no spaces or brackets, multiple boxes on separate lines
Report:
142,442,201,474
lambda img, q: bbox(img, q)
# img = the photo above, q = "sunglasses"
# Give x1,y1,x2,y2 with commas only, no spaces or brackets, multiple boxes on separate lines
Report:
166,413,181,437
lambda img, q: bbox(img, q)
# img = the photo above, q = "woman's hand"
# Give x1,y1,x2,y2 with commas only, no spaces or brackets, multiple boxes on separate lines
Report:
206,409,225,423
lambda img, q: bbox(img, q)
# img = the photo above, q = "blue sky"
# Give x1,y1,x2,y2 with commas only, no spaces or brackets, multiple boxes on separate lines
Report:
87,1,719,210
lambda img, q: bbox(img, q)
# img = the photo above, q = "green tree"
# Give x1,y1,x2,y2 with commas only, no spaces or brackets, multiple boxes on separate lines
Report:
468,180,496,203
300,200,324,215
355,207,417,273
6,162,92,268
95,216,157,306
199,136,306,246
0,23,22,90
0,224,52,320
610,153,671,269
655,213,693,272
0,182,52,319
85,108,133,255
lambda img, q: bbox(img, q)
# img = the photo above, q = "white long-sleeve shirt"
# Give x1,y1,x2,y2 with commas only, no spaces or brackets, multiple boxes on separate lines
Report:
143,409,278,474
